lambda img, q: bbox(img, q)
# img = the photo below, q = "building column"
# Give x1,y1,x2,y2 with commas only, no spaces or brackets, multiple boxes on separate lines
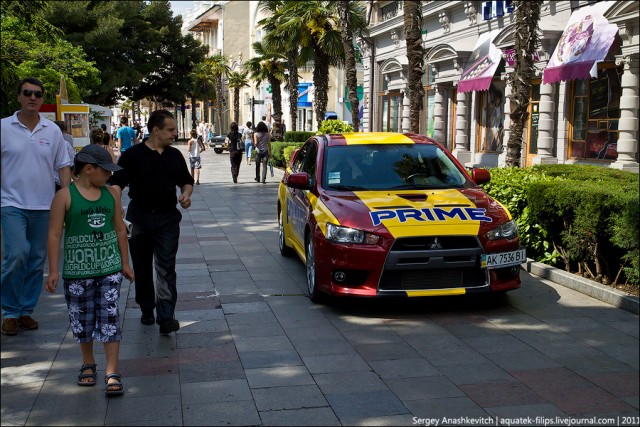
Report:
401,89,410,132
433,85,445,142
532,79,558,165
611,55,639,172
452,90,471,165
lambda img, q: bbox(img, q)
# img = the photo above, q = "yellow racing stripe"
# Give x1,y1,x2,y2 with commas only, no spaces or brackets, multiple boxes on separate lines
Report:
307,192,339,237
342,133,415,145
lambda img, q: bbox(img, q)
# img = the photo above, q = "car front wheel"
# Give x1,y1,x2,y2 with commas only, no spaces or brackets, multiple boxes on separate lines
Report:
279,210,294,257
305,235,324,303
214,148,223,154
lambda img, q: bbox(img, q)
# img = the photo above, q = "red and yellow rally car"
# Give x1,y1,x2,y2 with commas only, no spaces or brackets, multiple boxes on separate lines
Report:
277,132,525,302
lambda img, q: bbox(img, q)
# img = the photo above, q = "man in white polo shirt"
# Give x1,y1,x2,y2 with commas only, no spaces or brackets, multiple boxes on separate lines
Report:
1,77,72,336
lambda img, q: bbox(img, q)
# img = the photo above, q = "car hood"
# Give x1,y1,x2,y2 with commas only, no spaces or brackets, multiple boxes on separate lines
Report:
317,187,509,239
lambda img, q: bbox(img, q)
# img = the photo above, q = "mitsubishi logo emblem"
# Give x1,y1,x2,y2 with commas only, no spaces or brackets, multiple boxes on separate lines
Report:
429,237,443,250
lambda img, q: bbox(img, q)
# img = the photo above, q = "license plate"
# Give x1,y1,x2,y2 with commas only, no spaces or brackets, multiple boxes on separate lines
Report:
481,248,526,269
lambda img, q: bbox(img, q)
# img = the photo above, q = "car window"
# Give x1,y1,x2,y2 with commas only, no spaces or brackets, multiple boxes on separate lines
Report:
322,144,470,190
301,141,318,185
291,144,309,173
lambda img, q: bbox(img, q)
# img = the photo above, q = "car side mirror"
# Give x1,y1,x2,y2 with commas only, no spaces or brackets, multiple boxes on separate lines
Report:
471,168,491,185
285,172,311,190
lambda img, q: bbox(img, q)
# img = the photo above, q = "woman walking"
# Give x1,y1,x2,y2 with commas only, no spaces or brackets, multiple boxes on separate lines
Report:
227,122,244,184
242,121,254,165
253,121,271,184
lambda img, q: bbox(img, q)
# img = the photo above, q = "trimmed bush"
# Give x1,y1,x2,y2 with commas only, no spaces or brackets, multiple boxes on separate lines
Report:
317,119,353,135
270,141,304,167
483,164,638,287
283,143,304,166
284,131,315,142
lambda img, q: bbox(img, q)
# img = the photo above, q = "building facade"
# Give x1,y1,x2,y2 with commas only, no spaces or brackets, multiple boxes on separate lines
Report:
361,0,639,171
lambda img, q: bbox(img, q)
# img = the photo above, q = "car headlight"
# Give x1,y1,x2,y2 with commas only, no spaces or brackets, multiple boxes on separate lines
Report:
326,223,379,245
485,220,518,240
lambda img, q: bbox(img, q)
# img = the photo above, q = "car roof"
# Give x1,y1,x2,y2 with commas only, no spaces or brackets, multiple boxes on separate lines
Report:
322,132,437,147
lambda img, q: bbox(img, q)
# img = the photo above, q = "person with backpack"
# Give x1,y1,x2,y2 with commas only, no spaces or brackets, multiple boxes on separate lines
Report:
227,122,244,184
187,129,206,185
242,121,254,165
253,121,271,184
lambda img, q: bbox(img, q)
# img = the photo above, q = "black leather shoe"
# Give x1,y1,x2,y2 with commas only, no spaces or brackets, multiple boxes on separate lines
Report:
159,320,180,336
140,311,155,325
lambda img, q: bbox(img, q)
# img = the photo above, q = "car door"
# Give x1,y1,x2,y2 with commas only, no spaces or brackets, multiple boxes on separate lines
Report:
287,140,318,251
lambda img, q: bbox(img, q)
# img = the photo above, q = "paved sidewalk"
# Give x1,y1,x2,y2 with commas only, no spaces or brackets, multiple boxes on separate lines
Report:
1,144,638,426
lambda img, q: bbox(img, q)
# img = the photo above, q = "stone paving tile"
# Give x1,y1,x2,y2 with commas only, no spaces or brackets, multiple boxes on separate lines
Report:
585,372,640,398
353,342,422,362
177,343,238,364
484,403,567,420
228,322,286,339
233,335,295,352
417,345,491,367
26,412,108,426
222,301,272,315
178,360,246,384
258,407,340,426
369,358,440,379
461,334,533,354
292,337,355,357
181,378,252,405
403,396,489,419
536,386,637,416
176,331,233,349
302,352,370,374
459,381,547,408
118,356,179,377
252,384,328,411
438,363,516,386
313,371,389,394
224,310,279,326
245,366,315,388
122,374,181,398
385,376,465,401
183,400,261,426
238,349,303,369
483,350,562,372
326,390,410,419
105,395,182,425
339,414,417,426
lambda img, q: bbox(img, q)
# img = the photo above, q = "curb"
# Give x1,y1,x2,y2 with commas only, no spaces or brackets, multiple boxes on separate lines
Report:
524,259,639,315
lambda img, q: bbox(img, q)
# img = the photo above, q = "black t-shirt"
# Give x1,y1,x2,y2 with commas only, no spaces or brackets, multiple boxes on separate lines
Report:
109,142,194,212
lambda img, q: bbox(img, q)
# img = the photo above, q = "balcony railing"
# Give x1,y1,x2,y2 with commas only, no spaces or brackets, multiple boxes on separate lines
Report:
379,1,402,22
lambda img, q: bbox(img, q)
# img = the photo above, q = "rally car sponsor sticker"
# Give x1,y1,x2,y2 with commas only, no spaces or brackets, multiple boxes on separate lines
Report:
481,248,526,269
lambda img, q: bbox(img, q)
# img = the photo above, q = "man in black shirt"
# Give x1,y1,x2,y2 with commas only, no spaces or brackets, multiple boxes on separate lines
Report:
110,110,194,335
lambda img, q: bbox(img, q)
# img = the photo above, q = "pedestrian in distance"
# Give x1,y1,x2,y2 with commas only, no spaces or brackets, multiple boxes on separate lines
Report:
46,144,134,397
101,123,114,148
187,129,206,185
91,127,117,164
227,122,244,184
1,77,72,336
242,121,254,165
109,109,194,336
54,120,78,185
253,121,272,184
116,117,138,153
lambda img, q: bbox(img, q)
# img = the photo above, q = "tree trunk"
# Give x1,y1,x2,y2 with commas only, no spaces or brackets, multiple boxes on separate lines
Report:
216,78,224,134
233,88,240,124
314,47,330,131
287,49,299,132
191,95,197,131
404,1,424,134
339,0,360,132
505,1,541,167
270,76,283,141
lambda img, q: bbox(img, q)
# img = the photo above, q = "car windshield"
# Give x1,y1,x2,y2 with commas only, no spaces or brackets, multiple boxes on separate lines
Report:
322,144,470,191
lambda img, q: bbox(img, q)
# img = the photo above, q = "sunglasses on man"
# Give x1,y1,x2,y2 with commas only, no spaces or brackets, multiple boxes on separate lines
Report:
22,89,44,98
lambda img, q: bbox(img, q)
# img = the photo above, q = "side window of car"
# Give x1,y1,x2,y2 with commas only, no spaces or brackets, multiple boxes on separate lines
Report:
301,142,318,184
291,145,308,173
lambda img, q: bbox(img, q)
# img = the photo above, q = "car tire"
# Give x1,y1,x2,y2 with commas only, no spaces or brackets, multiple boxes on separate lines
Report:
305,235,324,303
279,210,294,257
214,148,223,154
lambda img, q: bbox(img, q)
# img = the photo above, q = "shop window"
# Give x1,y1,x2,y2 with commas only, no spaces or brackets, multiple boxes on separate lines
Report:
380,92,402,132
569,66,621,160
477,83,505,152
525,82,541,166
421,66,436,137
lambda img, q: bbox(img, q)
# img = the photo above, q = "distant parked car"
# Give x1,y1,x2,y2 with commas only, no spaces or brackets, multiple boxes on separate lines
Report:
209,126,246,154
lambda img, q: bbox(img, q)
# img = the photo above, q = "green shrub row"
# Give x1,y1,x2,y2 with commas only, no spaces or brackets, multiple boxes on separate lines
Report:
482,165,639,287
284,131,315,143
270,141,304,167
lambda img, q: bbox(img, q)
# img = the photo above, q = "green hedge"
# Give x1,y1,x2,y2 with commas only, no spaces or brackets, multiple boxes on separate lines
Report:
284,131,315,143
482,165,639,287
271,141,304,167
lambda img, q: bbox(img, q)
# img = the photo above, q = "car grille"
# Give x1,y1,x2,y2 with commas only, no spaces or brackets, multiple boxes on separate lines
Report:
379,236,488,292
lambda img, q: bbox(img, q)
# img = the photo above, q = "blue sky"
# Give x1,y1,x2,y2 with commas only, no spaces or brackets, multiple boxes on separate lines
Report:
169,1,195,18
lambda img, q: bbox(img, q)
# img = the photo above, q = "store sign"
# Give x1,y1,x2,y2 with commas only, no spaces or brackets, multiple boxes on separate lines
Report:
504,49,540,67
298,83,313,108
482,1,514,21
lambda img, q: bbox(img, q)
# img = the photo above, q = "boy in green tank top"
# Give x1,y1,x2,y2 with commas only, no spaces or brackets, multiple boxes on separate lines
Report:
46,144,134,397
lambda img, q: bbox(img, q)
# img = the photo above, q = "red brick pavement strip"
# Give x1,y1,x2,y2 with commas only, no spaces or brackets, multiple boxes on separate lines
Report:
119,356,179,377
177,343,239,364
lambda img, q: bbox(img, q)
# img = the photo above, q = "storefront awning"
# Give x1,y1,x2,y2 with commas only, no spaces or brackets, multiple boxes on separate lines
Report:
457,30,503,94
543,4,617,85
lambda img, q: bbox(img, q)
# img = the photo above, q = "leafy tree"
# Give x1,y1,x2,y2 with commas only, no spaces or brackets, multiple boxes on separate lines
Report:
403,1,424,133
190,62,217,126
505,1,542,166
227,70,249,124
207,54,230,134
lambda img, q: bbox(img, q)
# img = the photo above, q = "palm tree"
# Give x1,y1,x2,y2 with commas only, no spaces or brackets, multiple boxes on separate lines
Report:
336,0,362,132
189,62,216,129
206,54,231,134
404,1,424,134
506,1,541,167
227,70,249,124
245,41,287,140
260,0,301,132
